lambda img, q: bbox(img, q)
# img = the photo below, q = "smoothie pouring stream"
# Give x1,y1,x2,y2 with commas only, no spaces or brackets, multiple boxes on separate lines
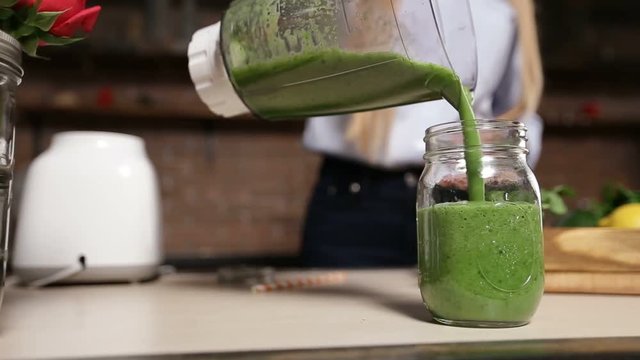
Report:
189,0,484,200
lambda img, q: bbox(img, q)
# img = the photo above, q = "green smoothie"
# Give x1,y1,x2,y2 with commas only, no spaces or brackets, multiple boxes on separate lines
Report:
417,201,544,325
232,50,459,118
230,50,484,201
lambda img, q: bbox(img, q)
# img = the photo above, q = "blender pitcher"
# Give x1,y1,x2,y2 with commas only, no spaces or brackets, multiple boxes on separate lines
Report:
188,0,477,119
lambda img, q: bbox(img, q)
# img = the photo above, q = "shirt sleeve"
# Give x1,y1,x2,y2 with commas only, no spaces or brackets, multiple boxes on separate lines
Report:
491,32,544,169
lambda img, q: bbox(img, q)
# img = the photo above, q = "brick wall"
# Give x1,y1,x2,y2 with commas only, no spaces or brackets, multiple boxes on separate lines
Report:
535,126,640,209
8,0,640,261
12,115,639,260
12,116,321,260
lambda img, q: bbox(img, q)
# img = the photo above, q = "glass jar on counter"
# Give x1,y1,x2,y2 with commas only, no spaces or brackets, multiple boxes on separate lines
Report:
417,120,544,328
0,30,23,311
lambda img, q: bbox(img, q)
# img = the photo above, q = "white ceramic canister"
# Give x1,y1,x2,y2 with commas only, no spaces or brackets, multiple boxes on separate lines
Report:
13,131,162,285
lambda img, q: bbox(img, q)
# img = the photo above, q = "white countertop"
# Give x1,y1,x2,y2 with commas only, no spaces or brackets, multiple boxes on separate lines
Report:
0,269,639,360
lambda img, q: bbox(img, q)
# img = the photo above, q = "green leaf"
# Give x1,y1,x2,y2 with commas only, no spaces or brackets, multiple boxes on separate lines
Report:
557,209,601,227
26,10,63,31
541,185,574,216
13,6,30,23
40,33,84,46
10,23,37,38
0,0,19,7
541,190,568,216
0,8,14,20
19,34,39,57
618,186,640,203
599,182,640,216
552,185,576,197
25,0,42,22
601,183,619,207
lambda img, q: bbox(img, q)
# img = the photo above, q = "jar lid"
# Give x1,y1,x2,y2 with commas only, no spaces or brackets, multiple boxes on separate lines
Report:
0,29,24,78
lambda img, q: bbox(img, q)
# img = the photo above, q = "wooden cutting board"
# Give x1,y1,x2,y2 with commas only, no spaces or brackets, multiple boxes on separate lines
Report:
545,271,640,295
544,227,640,294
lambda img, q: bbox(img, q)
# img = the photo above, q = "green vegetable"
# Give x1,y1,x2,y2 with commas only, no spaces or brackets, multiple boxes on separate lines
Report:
541,185,575,216
599,183,640,215
556,183,640,227
557,209,601,227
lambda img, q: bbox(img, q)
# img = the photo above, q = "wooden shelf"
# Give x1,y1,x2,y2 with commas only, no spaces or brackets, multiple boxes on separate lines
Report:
16,79,640,129
539,93,640,128
17,81,215,120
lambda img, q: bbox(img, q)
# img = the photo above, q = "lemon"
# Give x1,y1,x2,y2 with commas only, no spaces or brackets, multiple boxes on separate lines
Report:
598,203,640,228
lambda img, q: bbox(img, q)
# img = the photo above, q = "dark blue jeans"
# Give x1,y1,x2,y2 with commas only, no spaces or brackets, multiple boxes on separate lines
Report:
301,156,422,268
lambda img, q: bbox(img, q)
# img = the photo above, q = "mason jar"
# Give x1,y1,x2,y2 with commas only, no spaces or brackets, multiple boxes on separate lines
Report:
0,30,23,310
417,120,544,328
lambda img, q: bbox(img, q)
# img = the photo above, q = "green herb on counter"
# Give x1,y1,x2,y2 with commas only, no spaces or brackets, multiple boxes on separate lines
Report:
557,183,640,227
541,185,574,216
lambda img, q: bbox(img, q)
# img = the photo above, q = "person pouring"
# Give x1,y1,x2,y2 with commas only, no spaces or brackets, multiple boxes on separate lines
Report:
188,0,544,267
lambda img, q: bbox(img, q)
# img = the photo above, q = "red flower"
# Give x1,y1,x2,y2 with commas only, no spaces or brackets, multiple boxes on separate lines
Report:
15,0,101,37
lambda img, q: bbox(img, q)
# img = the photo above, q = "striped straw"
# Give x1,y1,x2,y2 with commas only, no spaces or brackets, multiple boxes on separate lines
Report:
251,271,347,293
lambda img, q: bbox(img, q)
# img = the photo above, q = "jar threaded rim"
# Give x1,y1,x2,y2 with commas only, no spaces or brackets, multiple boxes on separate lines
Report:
424,119,529,158
0,29,24,78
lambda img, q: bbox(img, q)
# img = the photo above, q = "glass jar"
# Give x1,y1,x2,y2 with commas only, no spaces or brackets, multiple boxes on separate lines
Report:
189,0,477,119
0,30,23,310
417,120,544,328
